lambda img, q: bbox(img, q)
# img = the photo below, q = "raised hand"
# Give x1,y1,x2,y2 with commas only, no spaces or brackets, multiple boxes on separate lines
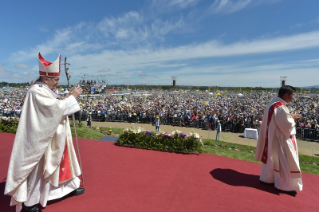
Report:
71,86,83,99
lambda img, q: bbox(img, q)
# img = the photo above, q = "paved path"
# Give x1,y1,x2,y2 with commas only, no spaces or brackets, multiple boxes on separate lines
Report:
91,121,319,157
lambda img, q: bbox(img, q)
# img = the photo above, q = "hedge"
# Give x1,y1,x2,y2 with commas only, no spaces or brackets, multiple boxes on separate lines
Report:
116,127,203,154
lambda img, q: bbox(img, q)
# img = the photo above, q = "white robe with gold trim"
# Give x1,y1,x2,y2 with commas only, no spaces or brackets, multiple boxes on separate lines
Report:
4,82,82,211
255,97,302,191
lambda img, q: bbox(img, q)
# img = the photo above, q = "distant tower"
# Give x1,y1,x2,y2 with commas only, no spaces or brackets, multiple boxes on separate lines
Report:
280,76,287,87
171,76,177,87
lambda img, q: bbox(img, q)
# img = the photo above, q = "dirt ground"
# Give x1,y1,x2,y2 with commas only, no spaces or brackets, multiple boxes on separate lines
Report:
91,121,319,157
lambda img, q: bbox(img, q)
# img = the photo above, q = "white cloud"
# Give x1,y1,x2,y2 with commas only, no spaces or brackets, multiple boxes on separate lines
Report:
10,11,184,63
134,70,148,76
0,63,10,75
160,59,319,87
9,22,97,62
107,73,123,77
63,30,319,86
1,69,39,83
98,69,111,73
169,0,200,8
39,26,49,32
97,11,144,41
5,3,318,87
209,0,252,14
291,17,319,28
69,30,319,74
14,64,32,69
98,11,183,45
208,0,280,14
150,0,200,13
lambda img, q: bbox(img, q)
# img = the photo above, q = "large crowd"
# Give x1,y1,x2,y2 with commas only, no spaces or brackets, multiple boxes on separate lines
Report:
1,87,319,139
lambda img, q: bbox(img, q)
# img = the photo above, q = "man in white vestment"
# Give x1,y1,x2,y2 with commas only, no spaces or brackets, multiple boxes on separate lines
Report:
255,85,302,195
4,53,84,212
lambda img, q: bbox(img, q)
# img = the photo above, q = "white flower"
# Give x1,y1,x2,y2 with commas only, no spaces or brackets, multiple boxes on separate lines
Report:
137,127,145,133
199,139,203,145
189,132,200,139
171,130,181,135
194,133,200,139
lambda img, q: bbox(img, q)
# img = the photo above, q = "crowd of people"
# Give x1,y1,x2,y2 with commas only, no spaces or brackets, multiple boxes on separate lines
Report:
1,86,319,139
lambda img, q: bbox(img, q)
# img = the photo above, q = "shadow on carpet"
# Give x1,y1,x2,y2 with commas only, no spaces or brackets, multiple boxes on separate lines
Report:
0,181,15,212
210,168,280,195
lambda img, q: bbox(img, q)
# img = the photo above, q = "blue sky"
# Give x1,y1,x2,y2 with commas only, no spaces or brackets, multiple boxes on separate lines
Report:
1,0,319,87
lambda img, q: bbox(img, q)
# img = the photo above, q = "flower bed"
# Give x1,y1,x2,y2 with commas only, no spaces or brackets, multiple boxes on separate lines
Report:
0,117,19,133
116,127,203,154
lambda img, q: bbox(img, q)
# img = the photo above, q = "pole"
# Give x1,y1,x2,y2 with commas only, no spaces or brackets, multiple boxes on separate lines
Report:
63,57,85,186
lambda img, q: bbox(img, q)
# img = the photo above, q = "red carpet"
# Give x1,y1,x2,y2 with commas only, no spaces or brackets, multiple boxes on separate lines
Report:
1,132,319,212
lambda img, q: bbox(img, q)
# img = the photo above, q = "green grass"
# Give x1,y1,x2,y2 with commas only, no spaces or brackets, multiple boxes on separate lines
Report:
70,122,124,139
201,139,319,176
99,127,124,136
70,123,105,140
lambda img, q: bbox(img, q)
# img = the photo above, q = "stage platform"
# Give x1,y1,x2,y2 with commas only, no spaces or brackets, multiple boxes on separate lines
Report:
1,132,318,212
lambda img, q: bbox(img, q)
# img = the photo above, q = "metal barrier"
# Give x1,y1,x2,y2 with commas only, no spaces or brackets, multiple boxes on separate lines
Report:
75,114,318,139
296,128,318,141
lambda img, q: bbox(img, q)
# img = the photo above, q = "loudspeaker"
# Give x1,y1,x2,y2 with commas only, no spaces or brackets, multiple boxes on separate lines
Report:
173,80,176,86
281,80,285,86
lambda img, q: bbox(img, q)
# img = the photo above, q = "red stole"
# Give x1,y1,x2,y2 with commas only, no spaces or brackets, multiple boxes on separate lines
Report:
261,101,285,164
59,142,73,183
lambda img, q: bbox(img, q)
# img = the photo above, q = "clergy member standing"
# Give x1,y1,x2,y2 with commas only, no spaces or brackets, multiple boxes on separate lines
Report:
255,85,302,195
5,52,85,212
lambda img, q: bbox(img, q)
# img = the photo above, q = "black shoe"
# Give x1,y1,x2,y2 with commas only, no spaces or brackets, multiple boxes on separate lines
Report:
22,203,42,212
276,189,297,197
72,187,85,196
259,180,274,186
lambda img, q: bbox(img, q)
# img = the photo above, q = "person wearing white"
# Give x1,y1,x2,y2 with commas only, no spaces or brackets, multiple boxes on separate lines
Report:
4,53,84,212
155,115,160,131
255,85,302,195
216,120,221,141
